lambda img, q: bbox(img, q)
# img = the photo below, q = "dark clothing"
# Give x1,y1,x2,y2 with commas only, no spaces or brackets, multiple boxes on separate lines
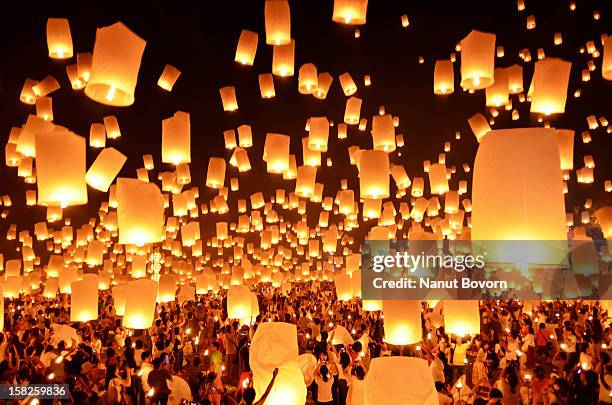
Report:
147,368,173,394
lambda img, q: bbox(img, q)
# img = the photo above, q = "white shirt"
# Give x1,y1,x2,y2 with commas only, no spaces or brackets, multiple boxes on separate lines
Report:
315,375,334,403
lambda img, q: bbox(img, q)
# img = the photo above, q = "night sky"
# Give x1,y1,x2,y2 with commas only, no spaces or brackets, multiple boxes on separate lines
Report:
0,0,610,259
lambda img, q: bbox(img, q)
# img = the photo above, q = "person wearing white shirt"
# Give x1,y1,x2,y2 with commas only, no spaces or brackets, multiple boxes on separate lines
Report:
314,365,335,405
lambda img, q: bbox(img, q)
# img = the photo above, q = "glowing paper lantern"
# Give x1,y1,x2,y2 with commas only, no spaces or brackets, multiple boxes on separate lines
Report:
371,115,396,152
265,0,291,45
314,72,333,100
433,60,454,94
298,63,318,94
206,157,226,188
334,273,353,301
252,366,306,405
308,116,329,152
467,113,491,143
123,278,157,329
70,275,99,322
259,73,276,98
117,178,165,245
85,147,127,192
162,111,191,165
235,30,258,65
344,97,362,124
85,22,146,106
365,357,437,405
112,284,127,316
460,30,496,90
36,130,87,207
103,116,121,139
428,163,449,195
382,300,422,345
251,322,298,370
332,0,368,25
272,40,295,77
227,285,253,319
556,129,574,171
603,35,612,80
485,68,509,107
506,64,523,93
158,274,178,303
17,114,54,158
46,18,73,59
296,166,317,197
339,72,357,96
444,300,480,336
530,58,572,115
219,86,238,111
359,150,390,199
472,128,568,265
157,64,181,91
264,133,290,173
596,207,612,239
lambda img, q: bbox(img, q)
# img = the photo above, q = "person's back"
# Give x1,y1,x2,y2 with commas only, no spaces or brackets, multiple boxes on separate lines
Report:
147,358,172,404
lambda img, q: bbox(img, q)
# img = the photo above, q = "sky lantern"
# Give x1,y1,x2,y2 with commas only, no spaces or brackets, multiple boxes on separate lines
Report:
264,133,290,173
332,0,369,25
302,137,321,166
371,114,396,152
85,22,146,106
117,178,165,246
530,58,572,115
85,147,127,192
298,63,318,94
295,166,317,198
46,18,73,59
596,207,612,239
235,29,258,65
314,72,333,99
112,284,127,316
506,64,523,93
339,72,357,96
43,278,59,299
308,116,329,152
460,30,496,90
485,68,509,107
344,96,362,125
237,125,253,147
428,163,449,195
433,60,454,94
382,300,422,345
444,300,480,336
36,130,87,208
265,0,291,45
252,367,307,405
158,274,178,303
157,64,181,91
89,123,106,148
334,273,353,301
359,150,390,199
467,113,491,143
472,128,568,266
17,114,54,158
227,285,253,319
205,157,226,188
162,111,191,165
123,278,157,329
259,73,276,98
365,357,437,405
35,97,53,121
272,40,295,76
103,116,121,139
70,275,98,322
219,86,239,111
32,75,60,97
603,35,611,80
556,129,574,171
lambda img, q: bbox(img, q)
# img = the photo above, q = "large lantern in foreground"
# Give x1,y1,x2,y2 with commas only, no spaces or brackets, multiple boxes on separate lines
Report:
472,128,568,266
252,365,306,405
460,30,496,90
365,357,437,405
117,178,165,245
382,300,422,345
444,300,480,336
36,130,87,207
123,278,157,329
85,22,146,106
530,58,572,115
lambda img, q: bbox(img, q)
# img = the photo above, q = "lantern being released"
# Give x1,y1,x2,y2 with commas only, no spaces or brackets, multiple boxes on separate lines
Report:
332,0,369,25
460,30,496,90
444,300,480,336
123,279,158,329
85,22,146,106
46,18,73,59
382,300,422,345
252,365,307,405
365,357,437,405
35,130,88,208
530,58,572,115
117,178,165,246
70,275,99,322
227,285,253,320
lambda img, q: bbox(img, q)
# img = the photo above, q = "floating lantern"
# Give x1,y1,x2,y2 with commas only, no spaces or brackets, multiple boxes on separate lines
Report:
295,166,317,198
238,125,253,147
344,97,362,125
206,157,226,188
383,300,422,345
460,30,496,90
157,64,181,91
235,30,258,65
433,60,454,94
272,40,295,77
467,113,491,143
530,58,572,115
112,284,127,316
103,116,121,139
603,35,612,80
265,0,291,45
70,275,98,322
556,129,574,170
334,273,353,301
162,111,191,165
332,0,368,25
85,22,146,106
259,73,276,98
485,68,509,107
314,72,333,100
298,63,318,94
371,114,396,152
85,147,126,192
123,278,157,329
264,133,290,173
219,86,238,111
308,116,329,152
117,178,165,245
359,150,390,199
339,72,357,96
444,300,480,336
158,274,178,303
428,163,449,195
36,130,87,207
227,285,253,319
46,18,73,59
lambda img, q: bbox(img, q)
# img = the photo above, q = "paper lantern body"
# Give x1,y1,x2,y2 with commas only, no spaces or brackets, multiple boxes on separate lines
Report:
485,68,509,107
371,115,396,152
70,275,99,322
157,64,181,91
344,97,362,124
47,18,73,59
272,40,295,77
506,64,524,93
162,111,191,165
428,163,449,195
265,133,290,173
123,279,158,329
117,178,165,245
530,58,572,115
219,86,238,111
235,30,258,65
85,22,146,106
365,357,437,405
359,150,390,199
332,0,368,25
85,147,127,192
36,130,88,207
334,273,353,301
556,129,574,171
472,128,568,265
250,322,298,371
259,73,276,98
460,30,496,90
468,113,491,143
444,300,480,336
206,157,226,188
383,300,422,345
308,116,329,152
265,0,291,45
604,35,612,80
158,274,178,303
112,284,127,316
227,285,253,319
433,60,454,94
252,365,306,405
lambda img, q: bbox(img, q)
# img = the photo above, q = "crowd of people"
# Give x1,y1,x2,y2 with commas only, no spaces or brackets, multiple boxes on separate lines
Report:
1,282,611,404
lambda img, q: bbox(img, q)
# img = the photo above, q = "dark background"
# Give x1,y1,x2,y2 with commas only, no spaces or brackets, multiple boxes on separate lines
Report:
0,0,610,260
